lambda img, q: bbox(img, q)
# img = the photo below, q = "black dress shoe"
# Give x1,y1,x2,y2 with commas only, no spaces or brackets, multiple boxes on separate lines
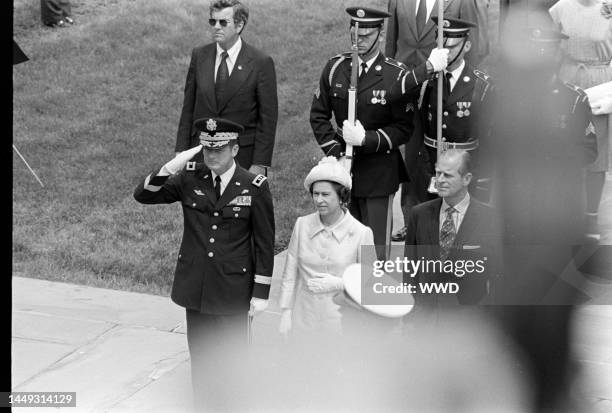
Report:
391,226,408,242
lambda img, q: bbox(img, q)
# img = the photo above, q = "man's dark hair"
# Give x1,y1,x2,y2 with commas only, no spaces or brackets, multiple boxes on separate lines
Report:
309,181,351,206
210,0,249,32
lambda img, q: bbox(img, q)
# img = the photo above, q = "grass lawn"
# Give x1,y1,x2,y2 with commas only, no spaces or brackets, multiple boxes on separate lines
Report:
13,0,498,295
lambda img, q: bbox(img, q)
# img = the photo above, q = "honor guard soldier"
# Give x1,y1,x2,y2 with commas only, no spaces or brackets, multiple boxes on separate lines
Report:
310,6,448,259
133,117,274,410
416,17,495,206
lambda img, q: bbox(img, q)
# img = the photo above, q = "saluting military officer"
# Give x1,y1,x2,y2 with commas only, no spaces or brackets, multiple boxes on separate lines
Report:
133,117,274,410
416,17,495,205
310,6,448,260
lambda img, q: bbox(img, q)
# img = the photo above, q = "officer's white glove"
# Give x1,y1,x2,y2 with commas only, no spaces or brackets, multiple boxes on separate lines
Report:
279,309,292,338
427,48,449,72
249,297,269,315
307,273,344,294
342,120,366,147
160,145,203,175
591,95,612,115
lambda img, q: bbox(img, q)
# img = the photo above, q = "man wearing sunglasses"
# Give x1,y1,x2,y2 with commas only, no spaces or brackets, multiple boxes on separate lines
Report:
175,0,278,177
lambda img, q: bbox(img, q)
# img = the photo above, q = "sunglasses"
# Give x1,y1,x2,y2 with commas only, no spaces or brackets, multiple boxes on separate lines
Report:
208,18,232,27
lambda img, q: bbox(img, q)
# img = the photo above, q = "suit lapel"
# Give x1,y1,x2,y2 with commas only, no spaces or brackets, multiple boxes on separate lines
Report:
357,54,384,95
422,0,455,41
453,200,479,247
217,43,253,112
428,199,442,245
203,46,219,113
406,0,418,42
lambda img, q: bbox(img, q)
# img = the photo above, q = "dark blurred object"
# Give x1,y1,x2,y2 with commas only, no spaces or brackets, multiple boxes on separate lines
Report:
577,245,612,283
13,40,28,65
488,8,595,412
41,0,73,27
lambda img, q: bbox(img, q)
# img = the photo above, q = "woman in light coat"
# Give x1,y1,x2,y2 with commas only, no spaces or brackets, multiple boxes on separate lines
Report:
278,157,375,338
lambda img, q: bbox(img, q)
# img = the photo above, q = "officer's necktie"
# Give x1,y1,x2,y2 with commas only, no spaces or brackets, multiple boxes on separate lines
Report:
443,72,452,100
416,0,427,36
439,206,457,260
215,51,229,105
214,175,222,200
358,62,368,82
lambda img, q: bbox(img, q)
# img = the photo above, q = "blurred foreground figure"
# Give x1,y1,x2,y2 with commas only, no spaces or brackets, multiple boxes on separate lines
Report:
40,0,74,28
549,0,612,242
490,9,598,412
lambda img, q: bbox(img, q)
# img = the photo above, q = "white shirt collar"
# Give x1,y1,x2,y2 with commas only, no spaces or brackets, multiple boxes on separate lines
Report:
359,51,380,73
441,192,470,216
445,60,466,91
211,161,236,194
216,37,242,66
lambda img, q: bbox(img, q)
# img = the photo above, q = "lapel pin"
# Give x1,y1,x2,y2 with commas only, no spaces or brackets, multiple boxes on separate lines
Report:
241,189,249,194
463,76,470,82
375,65,382,71
204,174,209,179
237,65,242,70
235,181,241,186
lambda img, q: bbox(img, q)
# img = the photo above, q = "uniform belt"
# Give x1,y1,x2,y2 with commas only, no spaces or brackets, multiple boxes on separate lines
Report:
424,135,479,151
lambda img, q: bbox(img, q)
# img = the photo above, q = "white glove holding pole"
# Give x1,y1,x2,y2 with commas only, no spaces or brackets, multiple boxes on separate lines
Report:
160,144,203,175
427,48,449,72
249,297,269,315
278,309,292,338
306,273,344,294
342,120,366,147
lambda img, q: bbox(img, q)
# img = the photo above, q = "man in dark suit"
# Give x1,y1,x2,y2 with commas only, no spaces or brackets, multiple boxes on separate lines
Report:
310,6,448,260
386,0,490,241
134,117,274,410
403,149,500,312
175,0,278,176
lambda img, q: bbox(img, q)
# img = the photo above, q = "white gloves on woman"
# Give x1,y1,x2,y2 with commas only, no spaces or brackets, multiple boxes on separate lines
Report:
306,273,344,294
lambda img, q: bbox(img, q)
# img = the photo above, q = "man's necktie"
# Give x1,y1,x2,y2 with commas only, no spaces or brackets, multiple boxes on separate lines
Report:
215,51,229,105
214,175,222,200
443,72,452,100
358,62,368,82
440,206,457,260
416,0,427,36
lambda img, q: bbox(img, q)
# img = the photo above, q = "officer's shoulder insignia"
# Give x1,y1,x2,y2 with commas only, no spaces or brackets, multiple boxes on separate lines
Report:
314,85,320,99
252,174,267,187
473,69,491,83
186,161,196,171
384,57,407,71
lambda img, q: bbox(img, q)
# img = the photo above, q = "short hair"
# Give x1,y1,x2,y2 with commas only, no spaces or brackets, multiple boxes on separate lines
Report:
309,181,351,206
438,149,472,176
210,0,249,30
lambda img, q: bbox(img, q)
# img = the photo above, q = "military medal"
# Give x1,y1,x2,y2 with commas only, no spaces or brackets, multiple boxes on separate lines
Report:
379,90,386,105
371,90,380,104
463,102,471,117
456,102,464,118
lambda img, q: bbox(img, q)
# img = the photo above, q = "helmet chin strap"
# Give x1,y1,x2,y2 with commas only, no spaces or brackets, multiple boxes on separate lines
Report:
358,29,381,59
444,37,468,68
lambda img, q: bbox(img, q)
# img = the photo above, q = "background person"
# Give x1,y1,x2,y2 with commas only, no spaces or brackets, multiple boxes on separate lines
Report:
134,117,274,411
175,0,278,176
41,0,74,28
549,0,612,242
278,156,375,339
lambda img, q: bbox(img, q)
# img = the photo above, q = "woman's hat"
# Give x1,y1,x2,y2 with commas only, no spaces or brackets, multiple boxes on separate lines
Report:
303,156,352,191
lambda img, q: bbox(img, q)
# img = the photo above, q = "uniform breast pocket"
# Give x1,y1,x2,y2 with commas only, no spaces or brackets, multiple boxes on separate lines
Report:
331,86,347,100
222,206,251,220
182,196,209,213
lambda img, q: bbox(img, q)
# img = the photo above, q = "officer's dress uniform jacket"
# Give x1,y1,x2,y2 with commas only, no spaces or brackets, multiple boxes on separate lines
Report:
133,163,274,315
310,52,426,198
418,63,493,149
